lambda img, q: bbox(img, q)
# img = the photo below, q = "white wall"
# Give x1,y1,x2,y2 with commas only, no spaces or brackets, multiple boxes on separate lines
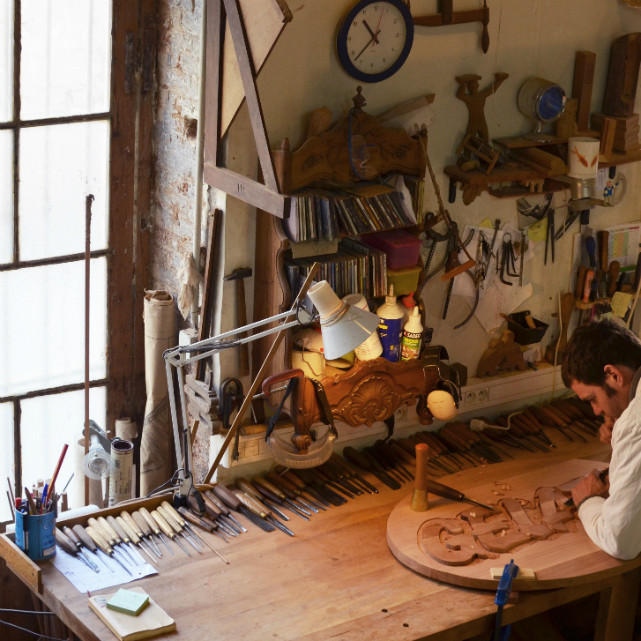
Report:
219,0,641,380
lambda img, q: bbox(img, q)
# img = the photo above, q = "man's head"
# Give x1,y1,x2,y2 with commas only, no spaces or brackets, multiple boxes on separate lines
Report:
562,319,641,421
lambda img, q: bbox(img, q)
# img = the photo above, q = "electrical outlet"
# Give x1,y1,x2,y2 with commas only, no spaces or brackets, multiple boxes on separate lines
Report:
464,391,476,406
477,388,489,403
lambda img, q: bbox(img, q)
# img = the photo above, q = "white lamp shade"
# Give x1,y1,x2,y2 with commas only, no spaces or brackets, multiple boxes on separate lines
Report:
307,281,380,360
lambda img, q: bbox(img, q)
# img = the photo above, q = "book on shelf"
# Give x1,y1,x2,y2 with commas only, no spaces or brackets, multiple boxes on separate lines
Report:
88,587,176,641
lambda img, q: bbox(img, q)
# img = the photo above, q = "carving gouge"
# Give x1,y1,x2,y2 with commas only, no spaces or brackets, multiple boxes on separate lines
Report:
115,514,157,565
252,477,312,519
85,525,132,575
205,487,247,532
71,524,113,572
139,507,174,555
55,528,99,572
329,453,378,494
209,484,276,533
151,508,191,556
424,478,493,510
120,510,162,558
233,488,295,537
236,478,291,521
265,472,325,512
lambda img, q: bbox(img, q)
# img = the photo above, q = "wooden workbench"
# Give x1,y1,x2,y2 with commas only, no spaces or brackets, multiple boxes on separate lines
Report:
2,431,639,641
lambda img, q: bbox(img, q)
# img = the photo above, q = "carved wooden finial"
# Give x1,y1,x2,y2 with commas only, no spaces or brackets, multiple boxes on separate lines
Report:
352,86,366,110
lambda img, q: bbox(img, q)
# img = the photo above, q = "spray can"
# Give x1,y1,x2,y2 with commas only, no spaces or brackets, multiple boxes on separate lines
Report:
401,306,423,361
376,285,404,362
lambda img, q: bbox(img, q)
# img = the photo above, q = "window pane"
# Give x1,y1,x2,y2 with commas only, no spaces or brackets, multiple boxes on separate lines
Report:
0,130,12,263
0,0,12,121
0,401,15,523
19,121,109,260
20,0,111,120
0,257,107,397
20,387,106,511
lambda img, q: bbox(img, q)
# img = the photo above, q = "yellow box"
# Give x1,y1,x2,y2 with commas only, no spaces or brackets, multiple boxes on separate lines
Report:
386,265,421,296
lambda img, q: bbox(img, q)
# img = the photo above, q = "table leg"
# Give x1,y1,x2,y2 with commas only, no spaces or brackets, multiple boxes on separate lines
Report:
594,568,641,641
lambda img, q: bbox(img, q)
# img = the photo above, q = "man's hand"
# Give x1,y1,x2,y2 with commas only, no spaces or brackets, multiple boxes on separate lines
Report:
599,416,615,445
571,468,609,508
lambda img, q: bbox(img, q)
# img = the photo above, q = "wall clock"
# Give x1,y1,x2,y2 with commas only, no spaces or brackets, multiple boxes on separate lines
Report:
336,0,414,83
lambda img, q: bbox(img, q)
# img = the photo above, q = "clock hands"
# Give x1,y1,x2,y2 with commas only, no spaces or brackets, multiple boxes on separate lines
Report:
353,25,382,61
362,19,380,44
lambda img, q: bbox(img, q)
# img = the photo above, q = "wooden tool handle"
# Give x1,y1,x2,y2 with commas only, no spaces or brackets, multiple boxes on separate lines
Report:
608,261,621,297
414,443,429,491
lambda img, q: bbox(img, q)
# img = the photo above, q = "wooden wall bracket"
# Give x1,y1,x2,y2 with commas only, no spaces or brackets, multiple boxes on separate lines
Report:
413,0,490,53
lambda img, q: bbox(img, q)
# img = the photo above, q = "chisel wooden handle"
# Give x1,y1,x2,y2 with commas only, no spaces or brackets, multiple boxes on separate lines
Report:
116,515,141,545
607,261,620,297
414,443,429,492
72,524,98,554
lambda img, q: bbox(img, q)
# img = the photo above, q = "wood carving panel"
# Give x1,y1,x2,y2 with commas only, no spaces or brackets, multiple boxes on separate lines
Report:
387,459,640,591
298,356,442,433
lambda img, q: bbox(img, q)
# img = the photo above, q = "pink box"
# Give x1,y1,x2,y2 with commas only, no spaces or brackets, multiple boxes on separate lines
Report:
361,230,422,270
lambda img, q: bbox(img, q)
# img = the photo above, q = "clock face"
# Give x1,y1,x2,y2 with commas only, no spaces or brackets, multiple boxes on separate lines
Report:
336,0,414,83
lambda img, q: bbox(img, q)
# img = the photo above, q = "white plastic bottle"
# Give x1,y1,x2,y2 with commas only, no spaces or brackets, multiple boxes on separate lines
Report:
401,306,423,361
376,285,405,362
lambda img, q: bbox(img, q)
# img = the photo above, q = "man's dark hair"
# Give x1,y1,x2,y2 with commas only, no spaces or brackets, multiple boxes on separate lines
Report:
561,319,641,387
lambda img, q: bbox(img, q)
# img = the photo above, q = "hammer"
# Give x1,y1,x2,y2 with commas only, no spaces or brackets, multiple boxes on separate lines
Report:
224,267,252,376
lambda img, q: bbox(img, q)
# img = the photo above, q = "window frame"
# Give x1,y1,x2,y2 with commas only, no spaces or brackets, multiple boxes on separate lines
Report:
0,0,155,516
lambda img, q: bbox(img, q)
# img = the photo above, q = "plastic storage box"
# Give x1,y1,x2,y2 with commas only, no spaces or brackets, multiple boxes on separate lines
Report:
362,230,422,270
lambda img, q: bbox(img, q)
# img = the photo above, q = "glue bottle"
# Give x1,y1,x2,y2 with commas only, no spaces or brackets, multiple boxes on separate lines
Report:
401,306,423,361
376,285,404,362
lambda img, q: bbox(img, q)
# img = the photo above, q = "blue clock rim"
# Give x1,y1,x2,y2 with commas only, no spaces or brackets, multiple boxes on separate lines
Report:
336,0,415,83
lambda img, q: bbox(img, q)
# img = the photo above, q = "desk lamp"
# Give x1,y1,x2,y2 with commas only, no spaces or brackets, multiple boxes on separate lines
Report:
163,264,380,505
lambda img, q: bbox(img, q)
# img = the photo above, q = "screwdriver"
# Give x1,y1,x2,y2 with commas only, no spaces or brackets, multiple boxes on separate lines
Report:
85,525,132,575
71,524,113,572
130,510,163,557
114,514,157,565
54,528,99,572
60,525,100,572
120,510,161,558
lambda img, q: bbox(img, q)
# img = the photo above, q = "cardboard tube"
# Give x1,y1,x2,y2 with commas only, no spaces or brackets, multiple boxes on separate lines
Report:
108,439,134,506
141,291,176,495
411,443,429,512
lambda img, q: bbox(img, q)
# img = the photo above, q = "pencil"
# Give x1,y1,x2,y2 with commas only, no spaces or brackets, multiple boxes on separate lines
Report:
45,443,69,512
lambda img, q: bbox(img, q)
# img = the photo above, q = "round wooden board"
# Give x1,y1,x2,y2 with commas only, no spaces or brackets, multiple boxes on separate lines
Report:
387,458,641,591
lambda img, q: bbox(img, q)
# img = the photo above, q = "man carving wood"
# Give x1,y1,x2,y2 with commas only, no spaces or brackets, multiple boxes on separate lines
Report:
562,319,641,560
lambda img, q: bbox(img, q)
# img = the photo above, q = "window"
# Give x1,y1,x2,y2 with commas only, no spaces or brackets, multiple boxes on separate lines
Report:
1,1,154,525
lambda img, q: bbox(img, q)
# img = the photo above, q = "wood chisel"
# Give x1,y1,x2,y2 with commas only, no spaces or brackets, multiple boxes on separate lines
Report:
232,487,295,537
114,514,157,565
55,528,99,572
120,510,162,558
130,510,163,557
252,476,313,518
85,524,132,575
209,484,277,533
236,478,291,522
106,515,144,565
71,524,113,572
205,487,247,532
265,472,325,512
139,507,174,556
198,492,241,536
151,508,191,556
424,478,493,510
157,504,202,552
95,515,137,565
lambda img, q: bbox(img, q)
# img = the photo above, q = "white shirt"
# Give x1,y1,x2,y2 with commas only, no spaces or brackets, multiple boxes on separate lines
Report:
578,373,641,559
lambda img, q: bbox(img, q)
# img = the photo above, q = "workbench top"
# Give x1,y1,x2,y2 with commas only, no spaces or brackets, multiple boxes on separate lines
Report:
9,432,636,641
